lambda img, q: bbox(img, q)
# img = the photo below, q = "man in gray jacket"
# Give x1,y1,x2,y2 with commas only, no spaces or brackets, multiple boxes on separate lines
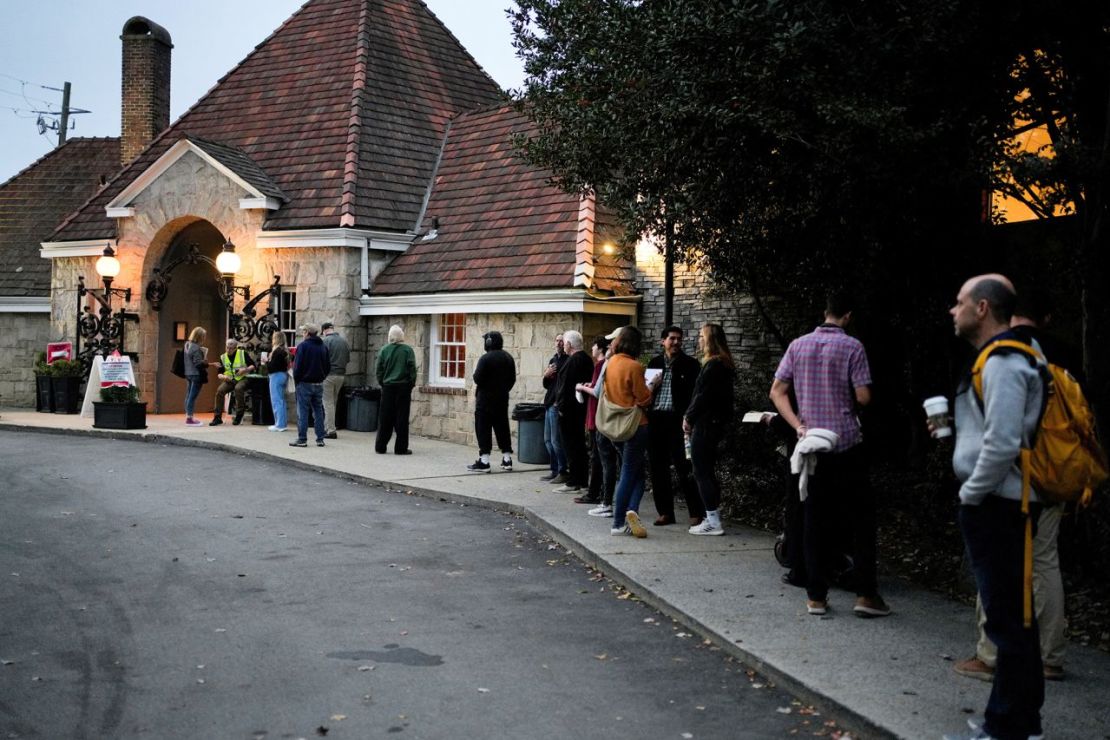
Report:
321,321,350,439
944,274,1045,740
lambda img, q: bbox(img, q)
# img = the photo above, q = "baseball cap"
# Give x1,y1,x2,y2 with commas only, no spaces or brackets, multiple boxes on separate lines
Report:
604,326,628,341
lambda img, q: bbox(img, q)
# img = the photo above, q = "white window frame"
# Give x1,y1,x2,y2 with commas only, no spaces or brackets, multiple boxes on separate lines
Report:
279,289,298,347
430,313,467,387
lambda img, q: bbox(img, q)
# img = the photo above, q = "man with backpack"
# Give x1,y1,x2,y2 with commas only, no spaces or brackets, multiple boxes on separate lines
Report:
944,274,1045,740
954,290,1072,685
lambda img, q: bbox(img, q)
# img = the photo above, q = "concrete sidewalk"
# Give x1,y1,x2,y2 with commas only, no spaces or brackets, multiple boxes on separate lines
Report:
2,408,1106,739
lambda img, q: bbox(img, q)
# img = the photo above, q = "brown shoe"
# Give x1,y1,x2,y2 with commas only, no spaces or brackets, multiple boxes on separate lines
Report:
1044,664,1065,681
953,656,994,682
806,600,827,615
653,515,675,526
853,596,892,618
689,517,704,527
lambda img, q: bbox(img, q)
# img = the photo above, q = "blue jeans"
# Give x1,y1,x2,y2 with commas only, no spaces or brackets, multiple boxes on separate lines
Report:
184,377,202,418
295,382,326,442
543,405,567,475
611,424,648,528
959,497,1044,740
269,371,288,429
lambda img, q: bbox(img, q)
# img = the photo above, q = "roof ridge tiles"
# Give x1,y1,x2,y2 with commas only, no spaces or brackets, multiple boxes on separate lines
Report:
0,137,114,192
340,0,372,228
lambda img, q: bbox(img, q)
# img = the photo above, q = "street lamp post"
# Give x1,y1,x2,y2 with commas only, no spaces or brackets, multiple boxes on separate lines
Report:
76,244,138,373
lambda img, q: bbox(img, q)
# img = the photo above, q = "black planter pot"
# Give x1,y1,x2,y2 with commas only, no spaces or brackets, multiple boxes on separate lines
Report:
51,376,82,414
93,402,147,430
35,375,55,412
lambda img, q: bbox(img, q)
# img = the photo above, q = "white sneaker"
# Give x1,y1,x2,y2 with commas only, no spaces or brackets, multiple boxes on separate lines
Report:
500,456,513,471
625,511,647,538
610,524,631,536
267,425,287,432
688,520,724,536
553,484,581,493
588,504,613,517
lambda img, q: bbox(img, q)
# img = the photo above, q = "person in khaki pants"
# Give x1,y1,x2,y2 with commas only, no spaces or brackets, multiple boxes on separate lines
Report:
321,321,349,439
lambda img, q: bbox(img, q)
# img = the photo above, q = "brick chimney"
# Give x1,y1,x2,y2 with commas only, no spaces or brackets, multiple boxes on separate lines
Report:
120,16,172,165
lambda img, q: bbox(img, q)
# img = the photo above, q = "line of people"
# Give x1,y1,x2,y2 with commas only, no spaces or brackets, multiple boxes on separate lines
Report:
468,323,737,539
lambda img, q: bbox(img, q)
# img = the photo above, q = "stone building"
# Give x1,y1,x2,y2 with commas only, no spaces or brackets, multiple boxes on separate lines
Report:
9,0,778,447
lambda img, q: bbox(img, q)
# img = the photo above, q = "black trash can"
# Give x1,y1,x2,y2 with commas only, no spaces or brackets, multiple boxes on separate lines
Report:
512,402,549,465
346,386,381,432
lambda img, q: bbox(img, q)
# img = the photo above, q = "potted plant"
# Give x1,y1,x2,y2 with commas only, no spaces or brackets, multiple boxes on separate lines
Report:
33,351,55,413
49,358,84,414
93,384,147,430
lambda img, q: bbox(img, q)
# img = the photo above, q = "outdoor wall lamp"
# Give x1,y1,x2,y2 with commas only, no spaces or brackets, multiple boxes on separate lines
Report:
216,240,251,305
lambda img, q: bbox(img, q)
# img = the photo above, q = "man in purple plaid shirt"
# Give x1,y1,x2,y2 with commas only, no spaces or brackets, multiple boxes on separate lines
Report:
770,293,891,619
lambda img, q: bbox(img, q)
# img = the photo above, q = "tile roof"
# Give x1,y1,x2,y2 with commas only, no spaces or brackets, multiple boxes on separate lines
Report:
0,138,120,296
51,0,504,242
372,105,634,296
187,136,287,202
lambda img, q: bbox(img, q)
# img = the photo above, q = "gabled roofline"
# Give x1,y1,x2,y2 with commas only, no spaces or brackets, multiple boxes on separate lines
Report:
0,137,117,192
40,238,117,259
105,139,276,213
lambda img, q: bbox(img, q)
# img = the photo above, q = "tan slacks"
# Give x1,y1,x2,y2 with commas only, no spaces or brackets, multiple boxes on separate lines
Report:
322,374,345,434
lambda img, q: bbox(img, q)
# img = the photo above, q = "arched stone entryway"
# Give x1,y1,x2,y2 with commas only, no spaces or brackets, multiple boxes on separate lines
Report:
150,220,228,414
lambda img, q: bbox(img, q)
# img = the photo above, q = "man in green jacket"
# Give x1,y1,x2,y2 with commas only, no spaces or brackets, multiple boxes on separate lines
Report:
375,324,417,455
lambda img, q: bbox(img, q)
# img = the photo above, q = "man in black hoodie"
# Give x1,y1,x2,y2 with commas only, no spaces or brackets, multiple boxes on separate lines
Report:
467,331,517,472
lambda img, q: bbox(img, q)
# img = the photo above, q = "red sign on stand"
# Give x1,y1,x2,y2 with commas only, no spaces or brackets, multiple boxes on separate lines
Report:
46,342,72,364
100,352,135,388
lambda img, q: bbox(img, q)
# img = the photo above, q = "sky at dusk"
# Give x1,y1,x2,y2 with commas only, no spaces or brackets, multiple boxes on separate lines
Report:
0,0,526,184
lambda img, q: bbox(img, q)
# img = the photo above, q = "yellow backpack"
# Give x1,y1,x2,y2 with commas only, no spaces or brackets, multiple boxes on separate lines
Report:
972,339,1108,507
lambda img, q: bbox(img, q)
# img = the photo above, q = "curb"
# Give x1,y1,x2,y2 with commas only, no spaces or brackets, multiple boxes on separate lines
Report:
3,422,888,739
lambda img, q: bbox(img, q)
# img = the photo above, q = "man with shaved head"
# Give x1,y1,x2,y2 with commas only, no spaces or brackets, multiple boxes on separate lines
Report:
944,273,1046,740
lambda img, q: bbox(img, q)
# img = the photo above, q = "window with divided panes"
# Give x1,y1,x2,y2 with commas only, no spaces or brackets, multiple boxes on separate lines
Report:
431,313,466,386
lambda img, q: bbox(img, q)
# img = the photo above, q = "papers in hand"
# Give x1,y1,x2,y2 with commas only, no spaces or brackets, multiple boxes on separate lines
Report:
644,368,662,384
743,411,775,423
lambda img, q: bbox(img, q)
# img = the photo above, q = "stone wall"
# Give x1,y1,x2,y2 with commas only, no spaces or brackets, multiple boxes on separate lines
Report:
0,313,54,407
633,246,789,380
368,311,625,446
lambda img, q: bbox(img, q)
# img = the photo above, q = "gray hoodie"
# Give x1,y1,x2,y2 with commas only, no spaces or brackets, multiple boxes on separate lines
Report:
952,348,1044,505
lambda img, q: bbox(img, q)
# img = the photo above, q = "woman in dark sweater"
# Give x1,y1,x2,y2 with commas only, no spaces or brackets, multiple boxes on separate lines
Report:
267,331,291,431
683,323,736,536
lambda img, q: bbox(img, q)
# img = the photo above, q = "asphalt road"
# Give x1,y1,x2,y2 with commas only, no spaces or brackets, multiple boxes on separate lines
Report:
0,433,830,739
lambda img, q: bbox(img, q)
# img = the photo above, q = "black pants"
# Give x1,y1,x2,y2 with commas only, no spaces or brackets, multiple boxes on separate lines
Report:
796,445,878,602
688,422,723,512
475,404,512,455
375,383,412,453
648,410,704,520
559,407,588,488
960,497,1044,740
587,430,617,503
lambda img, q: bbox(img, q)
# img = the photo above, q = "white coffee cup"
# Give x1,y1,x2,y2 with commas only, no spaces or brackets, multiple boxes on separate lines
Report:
923,396,951,438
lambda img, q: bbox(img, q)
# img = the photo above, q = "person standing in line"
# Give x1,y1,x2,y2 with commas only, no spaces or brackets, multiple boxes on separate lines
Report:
540,334,569,483
467,330,516,472
321,321,350,440
574,336,617,512
183,326,216,426
289,324,330,448
375,324,417,455
769,293,889,618
266,331,290,432
604,326,658,538
647,325,706,526
553,330,596,493
683,323,736,536
210,338,256,426
940,274,1045,740
954,288,1071,685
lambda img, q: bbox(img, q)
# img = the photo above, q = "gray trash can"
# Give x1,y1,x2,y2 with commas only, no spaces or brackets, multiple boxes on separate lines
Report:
512,402,549,465
346,387,380,432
